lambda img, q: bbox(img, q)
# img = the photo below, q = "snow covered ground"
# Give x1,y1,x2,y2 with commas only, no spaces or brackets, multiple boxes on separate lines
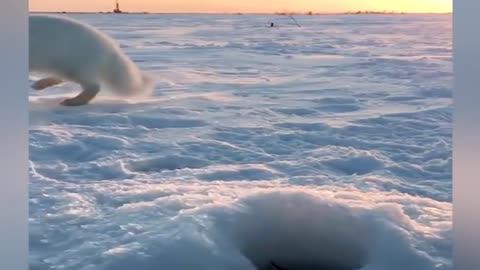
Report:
29,14,452,270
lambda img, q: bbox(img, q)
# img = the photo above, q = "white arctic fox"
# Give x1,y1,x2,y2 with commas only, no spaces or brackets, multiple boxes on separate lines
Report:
29,15,153,106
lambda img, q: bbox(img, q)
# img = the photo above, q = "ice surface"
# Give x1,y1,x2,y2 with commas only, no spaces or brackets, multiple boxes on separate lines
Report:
29,14,452,270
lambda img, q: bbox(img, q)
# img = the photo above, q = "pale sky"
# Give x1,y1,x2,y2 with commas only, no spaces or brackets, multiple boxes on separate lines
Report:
29,0,452,13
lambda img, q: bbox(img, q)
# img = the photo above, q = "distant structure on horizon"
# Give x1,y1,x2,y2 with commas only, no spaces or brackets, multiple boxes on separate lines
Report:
113,0,122,13
345,10,406,15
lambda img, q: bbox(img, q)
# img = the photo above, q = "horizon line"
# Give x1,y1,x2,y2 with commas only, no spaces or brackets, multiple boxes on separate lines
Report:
29,11,452,15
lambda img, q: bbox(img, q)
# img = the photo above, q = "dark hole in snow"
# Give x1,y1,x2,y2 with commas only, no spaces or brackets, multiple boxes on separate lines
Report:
218,192,371,270
265,259,366,270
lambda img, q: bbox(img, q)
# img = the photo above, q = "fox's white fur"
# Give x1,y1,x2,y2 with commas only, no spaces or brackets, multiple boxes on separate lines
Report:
29,15,153,106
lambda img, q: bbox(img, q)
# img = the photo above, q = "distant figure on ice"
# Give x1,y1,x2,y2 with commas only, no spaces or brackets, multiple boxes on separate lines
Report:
270,22,275,27
29,15,153,106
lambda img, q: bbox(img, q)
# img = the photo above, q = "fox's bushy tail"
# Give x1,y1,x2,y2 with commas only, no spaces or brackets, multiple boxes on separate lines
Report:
102,47,154,97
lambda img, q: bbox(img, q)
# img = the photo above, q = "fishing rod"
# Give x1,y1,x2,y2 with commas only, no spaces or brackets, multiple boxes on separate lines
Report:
289,15,301,27
268,13,302,28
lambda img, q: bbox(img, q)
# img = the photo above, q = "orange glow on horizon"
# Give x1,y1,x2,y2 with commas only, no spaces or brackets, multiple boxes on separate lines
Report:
29,0,452,14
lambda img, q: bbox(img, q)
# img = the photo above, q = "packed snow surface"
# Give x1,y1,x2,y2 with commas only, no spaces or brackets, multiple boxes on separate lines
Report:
29,14,452,270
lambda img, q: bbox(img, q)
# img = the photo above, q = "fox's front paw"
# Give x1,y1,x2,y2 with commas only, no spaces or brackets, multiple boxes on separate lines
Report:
31,77,63,90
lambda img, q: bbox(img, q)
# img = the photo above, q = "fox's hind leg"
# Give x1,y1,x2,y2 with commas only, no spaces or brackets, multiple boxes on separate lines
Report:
60,83,100,106
31,77,63,90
